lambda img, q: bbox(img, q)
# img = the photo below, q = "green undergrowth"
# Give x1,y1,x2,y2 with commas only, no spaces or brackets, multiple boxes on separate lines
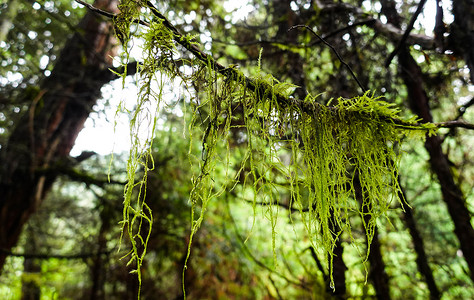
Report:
112,1,436,297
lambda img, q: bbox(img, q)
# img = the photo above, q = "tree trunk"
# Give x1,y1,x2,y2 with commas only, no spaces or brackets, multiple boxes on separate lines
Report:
272,0,307,99
89,220,107,300
354,174,391,300
88,199,114,300
398,179,441,300
367,226,391,300
20,225,41,300
0,0,119,272
398,31,474,285
450,0,474,82
380,0,474,282
329,220,347,299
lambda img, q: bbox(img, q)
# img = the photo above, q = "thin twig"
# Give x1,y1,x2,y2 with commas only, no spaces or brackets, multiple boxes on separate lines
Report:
436,121,474,130
75,0,115,18
384,0,427,67
268,276,284,300
212,19,376,49
454,97,474,121
307,246,329,282
243,197,302,212
288,25,367,93
143,1,289,105
309,19,377,46
75,0,149,26
441,97,474,141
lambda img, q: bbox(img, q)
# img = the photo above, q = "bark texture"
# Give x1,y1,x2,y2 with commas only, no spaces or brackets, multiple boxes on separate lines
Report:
0,0,119,272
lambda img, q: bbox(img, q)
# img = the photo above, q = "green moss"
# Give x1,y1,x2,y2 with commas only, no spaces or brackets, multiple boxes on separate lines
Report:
112,2,436,297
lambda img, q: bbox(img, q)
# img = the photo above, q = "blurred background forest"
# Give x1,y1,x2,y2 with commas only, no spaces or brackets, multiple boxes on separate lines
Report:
0,0,473,299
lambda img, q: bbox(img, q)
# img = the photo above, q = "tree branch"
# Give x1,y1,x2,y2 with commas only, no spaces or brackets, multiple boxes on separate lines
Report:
289,24,367,93
36,164,126,187
385,0,428,67
441,97,474,140
75,0,115,18
243,198,302,212
371,19,435,49
0,248,111,260
313,1,435,49
213,19,377,49
76,0,449,132
435,121,474,130
309,19,377,46
307,246,329,282
456,97,474,120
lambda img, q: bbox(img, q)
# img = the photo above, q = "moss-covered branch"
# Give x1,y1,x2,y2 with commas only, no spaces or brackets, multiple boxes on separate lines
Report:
76,0,446,132
74,1,457,296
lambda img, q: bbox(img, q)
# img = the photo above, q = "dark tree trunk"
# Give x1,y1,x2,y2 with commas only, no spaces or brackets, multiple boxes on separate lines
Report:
308,237,347,300
367,226,391,300
20,258,41,300
88,205,111,300
398,179,441,300
399,52,474,281
380,0,474,282
449,0,474,82
272,0,307,99
20,225,41,300
0,0,119,272
353,174,391,300
328,212,347,298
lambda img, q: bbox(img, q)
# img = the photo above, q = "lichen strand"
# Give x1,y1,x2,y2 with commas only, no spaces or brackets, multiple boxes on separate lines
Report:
241,89,409,288
114,5,183,298
113,3,430,296
291,94,407,281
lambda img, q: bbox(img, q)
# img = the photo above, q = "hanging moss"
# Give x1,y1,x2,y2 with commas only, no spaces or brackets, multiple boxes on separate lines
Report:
113,7,183,298
111,2,437,297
